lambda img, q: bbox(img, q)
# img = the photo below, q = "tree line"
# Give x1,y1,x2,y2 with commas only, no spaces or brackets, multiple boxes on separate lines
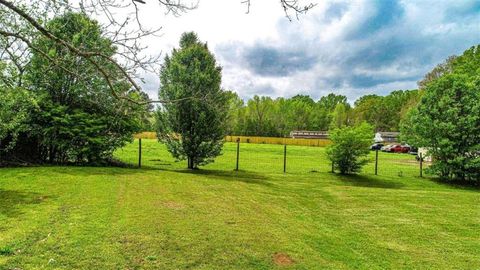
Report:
223,89,422,137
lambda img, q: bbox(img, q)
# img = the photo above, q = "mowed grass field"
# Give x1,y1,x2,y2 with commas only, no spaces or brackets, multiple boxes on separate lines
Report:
0,139,479,269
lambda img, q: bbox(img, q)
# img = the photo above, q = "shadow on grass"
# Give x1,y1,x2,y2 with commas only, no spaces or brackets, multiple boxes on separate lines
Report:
0,189,48,218
1,163,146,177
334,174,405,189
47,162,274,186
429,177,480,191
40,166,140,177
3,164,273,188
174,169,273,186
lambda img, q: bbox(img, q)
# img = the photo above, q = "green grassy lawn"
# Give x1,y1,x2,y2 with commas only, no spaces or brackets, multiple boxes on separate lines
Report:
1,139,479,269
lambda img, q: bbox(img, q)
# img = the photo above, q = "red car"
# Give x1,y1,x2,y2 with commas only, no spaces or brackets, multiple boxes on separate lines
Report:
390,144,411,153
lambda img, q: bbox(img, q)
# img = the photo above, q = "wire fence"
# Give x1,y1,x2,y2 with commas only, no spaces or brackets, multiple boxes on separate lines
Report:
115,139,429,179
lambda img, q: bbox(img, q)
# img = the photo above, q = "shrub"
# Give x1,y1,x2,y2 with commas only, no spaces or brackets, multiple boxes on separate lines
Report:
326,122,373,174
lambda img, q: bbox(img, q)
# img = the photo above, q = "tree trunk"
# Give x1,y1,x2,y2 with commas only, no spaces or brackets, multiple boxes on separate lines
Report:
187,156,194,169
49,144,55,164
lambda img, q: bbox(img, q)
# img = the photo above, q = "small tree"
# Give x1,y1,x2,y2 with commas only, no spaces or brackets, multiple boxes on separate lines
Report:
156,32,227,169
326,122,373,174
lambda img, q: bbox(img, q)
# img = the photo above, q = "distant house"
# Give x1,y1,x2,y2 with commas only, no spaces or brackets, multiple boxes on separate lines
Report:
290,130,329,139
375,132,400,143
290,130,400,142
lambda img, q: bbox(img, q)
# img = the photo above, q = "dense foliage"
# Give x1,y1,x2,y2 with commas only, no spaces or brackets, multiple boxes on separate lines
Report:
225,90,421,137
326,122,374,174
156,32,227,169
0,84,36,154
0,13,148,165
402,46,480,182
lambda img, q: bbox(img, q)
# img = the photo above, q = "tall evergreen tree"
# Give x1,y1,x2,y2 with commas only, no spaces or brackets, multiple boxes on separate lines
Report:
156,32,227,169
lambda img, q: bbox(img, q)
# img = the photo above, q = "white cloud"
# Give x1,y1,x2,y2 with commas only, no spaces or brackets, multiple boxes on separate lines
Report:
107,0,480,102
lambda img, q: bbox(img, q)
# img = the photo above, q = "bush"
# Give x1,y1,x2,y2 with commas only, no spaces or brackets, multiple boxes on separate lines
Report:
326,122,373,174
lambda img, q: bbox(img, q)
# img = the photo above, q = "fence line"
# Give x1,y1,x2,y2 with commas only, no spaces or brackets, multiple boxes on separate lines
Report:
133,132,331,147
129,139,426,178
225,135,331,147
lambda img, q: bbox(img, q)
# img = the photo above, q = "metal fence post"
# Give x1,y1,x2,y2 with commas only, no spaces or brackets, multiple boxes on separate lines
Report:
235,139,240,171
420,152,423,178
375,149,379,175
283,144,287,173
138,138,142,168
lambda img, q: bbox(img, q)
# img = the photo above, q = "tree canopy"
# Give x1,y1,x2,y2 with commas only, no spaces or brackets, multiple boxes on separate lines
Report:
402,45,480,182
0,12,148,165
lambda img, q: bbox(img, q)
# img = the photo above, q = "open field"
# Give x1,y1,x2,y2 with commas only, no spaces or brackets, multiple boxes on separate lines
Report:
0,139,479,269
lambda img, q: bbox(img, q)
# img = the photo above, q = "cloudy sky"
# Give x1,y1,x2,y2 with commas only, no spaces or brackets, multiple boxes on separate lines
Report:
132,0,480,102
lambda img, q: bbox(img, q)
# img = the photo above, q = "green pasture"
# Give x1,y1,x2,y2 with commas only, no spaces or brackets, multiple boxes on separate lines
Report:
0,139,478,269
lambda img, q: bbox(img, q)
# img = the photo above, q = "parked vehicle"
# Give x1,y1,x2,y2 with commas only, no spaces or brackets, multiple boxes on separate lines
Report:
370,143,384,150
409,147,418,155
403,145,411,153
381,144,394,152
389,144,402,153
391,144,411,153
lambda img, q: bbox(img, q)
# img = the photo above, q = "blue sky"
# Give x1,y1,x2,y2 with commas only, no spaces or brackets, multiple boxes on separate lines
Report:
135,0,480,102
